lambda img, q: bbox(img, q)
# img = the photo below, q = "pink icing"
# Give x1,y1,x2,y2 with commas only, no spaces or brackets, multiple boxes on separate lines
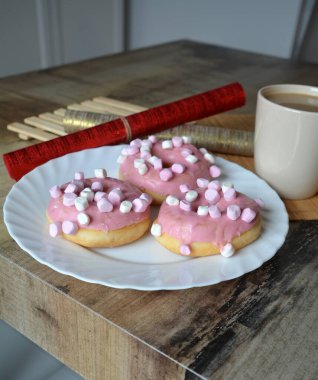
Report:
119,141,212,199
48,177,150,232
157,189,260,247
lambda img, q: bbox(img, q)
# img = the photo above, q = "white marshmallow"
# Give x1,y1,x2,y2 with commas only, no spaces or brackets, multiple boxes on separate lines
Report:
220,243,235,258
162,140,173,149
197,205,209,216
94,168,107,178
182,136,192,144
204,152,215,163
185,154,198,164
166,195,179,206
134,158,145,168
77,212,90,226
199,147,208,155
80,188,94,202
222,182,233,194
148,155,159,166
119,200,133,213
138,163,148,175
151,223,162,237
75,196,89,211
140,145,151,152
185,190,198,202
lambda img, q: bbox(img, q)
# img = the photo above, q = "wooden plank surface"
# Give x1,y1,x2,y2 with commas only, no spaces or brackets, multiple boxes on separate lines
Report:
1,41,318,380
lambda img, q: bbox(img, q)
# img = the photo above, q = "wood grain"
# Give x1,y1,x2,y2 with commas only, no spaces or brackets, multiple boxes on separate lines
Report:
1,41,318,380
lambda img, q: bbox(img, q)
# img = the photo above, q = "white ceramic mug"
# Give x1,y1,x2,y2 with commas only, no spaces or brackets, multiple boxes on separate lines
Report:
254,84,318,199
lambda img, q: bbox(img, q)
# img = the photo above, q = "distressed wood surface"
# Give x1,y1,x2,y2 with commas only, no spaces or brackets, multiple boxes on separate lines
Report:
1,41,318,379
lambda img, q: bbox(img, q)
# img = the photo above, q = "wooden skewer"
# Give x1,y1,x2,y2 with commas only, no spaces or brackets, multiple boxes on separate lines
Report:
8,122,57,141
24,116,67,136
93,97,146,113
39,112,64,125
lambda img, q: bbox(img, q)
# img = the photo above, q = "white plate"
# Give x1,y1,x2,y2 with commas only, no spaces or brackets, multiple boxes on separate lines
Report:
4,145,289,290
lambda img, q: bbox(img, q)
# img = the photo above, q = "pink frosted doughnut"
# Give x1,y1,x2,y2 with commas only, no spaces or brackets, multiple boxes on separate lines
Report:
119,138,217,204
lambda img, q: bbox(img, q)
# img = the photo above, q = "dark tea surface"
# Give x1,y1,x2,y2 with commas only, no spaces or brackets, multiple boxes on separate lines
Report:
266,92,318,112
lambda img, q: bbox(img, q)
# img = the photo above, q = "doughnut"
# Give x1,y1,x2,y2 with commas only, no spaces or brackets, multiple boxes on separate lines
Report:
118,136,222,204
47,169,151,247
151,180,262,257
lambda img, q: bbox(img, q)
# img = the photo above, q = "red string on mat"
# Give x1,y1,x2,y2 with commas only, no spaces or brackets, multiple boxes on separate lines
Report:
3,82,245,181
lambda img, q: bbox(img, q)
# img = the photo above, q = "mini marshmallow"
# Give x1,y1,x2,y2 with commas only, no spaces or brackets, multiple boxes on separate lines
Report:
140,145,151,153
153,158,163,170
180,200,192,212
159,168,173,181
182,136,192,144
185,190,198,202
94,191,108,202
220,243,235,258
209,165,221,178
64,183,78,194
148,135,157,143
94,168,107,178
172,136,183,147
91,181,103,192
80,188,94,202
141,139,152,147
179,184,190,193
197,178,209,188
208,180,221,191
119,200,133,213
180,244,191,255
171,163,185,174
108,188,124,205
63,193,77,206
148,155,159,165
75,196,89,211
204,152,215,164
162,140,173,149
77,212,90,226
241,208,257,223
204,188,221,204
97,198,113,213
132,198,148,212
227,205,241,220
138,163,148,176
49,222,62,237
197,205,209,216
74,171,84,180
140,151,151,160
121,146,139,156
222,182,233,194
130,138,142,148
254,198,265,208
208,205,221,219
49,185,62,198
185,154,198,164
181,148,192,157
62,221,78,235
134,158,145,169
140,193,152,204
151,223,162,237
117,155,126,164
166,195,179,206
224,188,237,201
199,147,208,155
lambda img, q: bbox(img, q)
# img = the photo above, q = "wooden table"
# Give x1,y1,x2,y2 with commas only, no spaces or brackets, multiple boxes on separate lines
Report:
1,41,318,380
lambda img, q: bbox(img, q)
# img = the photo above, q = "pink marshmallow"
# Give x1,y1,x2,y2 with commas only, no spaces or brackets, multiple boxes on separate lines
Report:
91,181,103,192
171,163,185,174
148,135,157,143
204,189,221,204
64,183,78,194
241,208,257,223
180,244,191,255
197,178,209,188
208,180,221,191
97,198,113,213
140,193,152,204
199,147,208,155
180,200,192,212
159,168,173,181
108,188,123,205
153,158,163,170
132,198,148,212
122,146,139,156
224,188,237,201
62,221,78,235
94,191,108,202
179,184,190,193
227,205,241,220
181,148,192,157
49,222,62,237
74,171,84,180
208,205,221,219
209,165,222,178
130,138,142,148
140,151,151,160
63,193,77,206
49,185,62,198
172,136,183,147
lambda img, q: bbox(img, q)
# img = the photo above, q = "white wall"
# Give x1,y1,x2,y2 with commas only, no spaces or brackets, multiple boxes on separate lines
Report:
128,0,302,58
